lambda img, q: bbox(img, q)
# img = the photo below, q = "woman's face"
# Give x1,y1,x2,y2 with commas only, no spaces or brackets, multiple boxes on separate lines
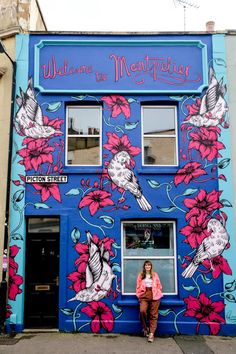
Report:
144,263,152,272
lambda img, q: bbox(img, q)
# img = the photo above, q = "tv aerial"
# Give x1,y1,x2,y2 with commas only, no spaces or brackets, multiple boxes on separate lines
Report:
173,0,200,31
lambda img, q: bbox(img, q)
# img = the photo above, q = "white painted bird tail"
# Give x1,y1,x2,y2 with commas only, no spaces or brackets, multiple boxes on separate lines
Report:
182,262,198,278
136,195,152,211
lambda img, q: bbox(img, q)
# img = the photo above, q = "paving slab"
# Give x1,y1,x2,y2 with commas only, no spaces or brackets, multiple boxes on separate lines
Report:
173,335,214,354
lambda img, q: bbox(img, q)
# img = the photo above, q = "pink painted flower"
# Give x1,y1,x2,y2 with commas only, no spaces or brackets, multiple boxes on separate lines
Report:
6,304,12,319
101,95,130,119
189,127,225,161
184,189,223,220
180,212,210,248
185,98,201,120
79,190,114,216
43,116,64,131
184,293,225,335
17,138,54,171
8,245,23,301
174,162,206,186
104,133,141,167
67,270,86,293
202,256,232,279
32,182,61,202
81,301,114,333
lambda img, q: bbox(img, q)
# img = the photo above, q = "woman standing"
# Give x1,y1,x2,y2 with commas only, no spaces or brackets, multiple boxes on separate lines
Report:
136,260,163,343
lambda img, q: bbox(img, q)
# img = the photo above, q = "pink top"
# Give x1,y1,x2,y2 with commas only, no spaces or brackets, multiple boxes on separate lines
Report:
136,271,163,301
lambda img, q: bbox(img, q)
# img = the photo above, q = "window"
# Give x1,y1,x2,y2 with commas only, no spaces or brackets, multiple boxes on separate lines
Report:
142,105,178,166
122,221,177,295
66,105,102,166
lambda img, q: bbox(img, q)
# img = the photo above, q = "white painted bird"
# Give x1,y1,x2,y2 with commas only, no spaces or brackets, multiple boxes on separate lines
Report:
107,150,152,211
15,78,62,138
69,231,115,302
182,218,229,278
187,68,228,127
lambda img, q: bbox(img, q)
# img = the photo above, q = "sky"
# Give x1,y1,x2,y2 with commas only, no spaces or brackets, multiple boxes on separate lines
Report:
38,0,236,33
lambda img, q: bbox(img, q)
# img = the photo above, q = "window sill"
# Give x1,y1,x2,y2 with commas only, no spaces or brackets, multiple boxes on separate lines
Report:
63,166,103,174
137,167,179,174
117,298,185,307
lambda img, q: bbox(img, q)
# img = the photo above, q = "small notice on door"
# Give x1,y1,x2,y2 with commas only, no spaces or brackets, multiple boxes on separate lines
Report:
26,175,68,183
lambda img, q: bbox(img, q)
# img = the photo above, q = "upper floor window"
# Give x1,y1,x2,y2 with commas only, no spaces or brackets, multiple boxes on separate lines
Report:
142,105,178,166
66,105,102,166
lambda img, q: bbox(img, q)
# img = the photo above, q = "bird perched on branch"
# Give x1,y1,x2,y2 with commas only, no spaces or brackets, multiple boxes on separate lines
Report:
182,218,229,278
107,150,152,211
187,68,228,127
15,78,62,138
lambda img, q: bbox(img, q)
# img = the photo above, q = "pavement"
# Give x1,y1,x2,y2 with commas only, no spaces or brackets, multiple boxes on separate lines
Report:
0,332,236,354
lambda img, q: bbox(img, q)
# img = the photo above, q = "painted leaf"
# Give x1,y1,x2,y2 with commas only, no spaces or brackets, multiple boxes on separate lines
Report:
225,294,236,303
124,121,139,130
65,188,81,196
13,189,24,203
169,96,184,101
147,179,160,188
218,158,231,169
71,227,81,243
182,188,198,196
112,242,121,249
60,308,74,316
220,199,233,207
11,233,23,240
46,101,62,112
214,58,227,67
72,95,87,101
34,203,50,209
157,206,176,212
127,98,138,103
201,274,212,284
99,215,114,225
159,309,172,316
112,263,121,272
225,280,236,292
182,285,196,292
112,304,122,313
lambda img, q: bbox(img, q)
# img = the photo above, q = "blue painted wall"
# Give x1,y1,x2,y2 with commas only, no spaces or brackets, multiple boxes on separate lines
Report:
7,33,236,336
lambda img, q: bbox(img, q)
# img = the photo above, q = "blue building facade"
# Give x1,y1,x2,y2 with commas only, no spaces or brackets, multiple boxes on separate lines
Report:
6,33,236,335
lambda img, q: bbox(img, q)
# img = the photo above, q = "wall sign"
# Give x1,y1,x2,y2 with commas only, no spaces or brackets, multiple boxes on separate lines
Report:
34,40,208,94
26,175,68,183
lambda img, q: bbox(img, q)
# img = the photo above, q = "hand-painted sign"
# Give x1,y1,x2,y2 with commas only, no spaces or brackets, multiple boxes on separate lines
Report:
34,40,208,93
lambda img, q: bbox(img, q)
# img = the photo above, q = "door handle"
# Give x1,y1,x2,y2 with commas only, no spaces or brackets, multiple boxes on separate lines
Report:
53,276,59,286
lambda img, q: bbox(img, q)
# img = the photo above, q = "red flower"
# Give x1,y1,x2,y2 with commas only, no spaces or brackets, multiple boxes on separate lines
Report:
104,133,141,167
43,116,64,131
67,271,86,293
174,162,206,186
185,98,201,120
101,95,130,119
17,138,54,171
32,182,61,202
6,304,12,319
79,190,114,216
189,127,225,161
202,256,232,279
8,245,23,301
180,212,209,248
81,301,114,333
184,189,223,220
184,293,225,335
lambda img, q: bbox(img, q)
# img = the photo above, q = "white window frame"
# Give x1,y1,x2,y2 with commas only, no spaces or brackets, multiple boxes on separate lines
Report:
65,105,102,167
121,220,178,296
141,105,179,167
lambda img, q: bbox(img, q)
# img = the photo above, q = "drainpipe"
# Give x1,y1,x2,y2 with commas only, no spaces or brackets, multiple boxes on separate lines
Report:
0,40,16,333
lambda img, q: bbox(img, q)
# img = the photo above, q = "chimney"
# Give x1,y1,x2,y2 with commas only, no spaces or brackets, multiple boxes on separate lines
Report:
206,21,215,32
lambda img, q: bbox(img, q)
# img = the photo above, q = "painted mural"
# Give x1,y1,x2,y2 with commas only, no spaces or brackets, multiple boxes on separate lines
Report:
6,34,236,336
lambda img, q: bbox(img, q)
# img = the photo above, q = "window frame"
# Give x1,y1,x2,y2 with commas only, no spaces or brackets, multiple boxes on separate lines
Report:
141,105,179,167
121,220,178,296
65,104,102,167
